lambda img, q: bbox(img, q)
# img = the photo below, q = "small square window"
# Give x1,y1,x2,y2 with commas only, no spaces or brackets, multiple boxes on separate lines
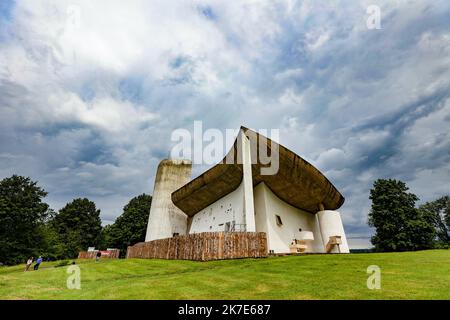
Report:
275,215,283,226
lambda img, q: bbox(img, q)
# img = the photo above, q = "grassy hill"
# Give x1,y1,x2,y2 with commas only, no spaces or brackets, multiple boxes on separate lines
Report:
1,250,449,300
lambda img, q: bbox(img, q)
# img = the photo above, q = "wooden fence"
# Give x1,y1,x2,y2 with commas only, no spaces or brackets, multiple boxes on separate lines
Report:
78,249,120,259
126,232,267,261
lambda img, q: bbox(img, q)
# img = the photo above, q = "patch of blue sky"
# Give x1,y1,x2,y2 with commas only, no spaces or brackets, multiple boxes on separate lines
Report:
0,0,15,42
118,77,145,104
0,0,14,21
170,55,189,69
198,5,216,20
79,84,96,102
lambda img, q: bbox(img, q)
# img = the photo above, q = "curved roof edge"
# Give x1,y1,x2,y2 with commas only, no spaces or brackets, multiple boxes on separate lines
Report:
171,126,344,216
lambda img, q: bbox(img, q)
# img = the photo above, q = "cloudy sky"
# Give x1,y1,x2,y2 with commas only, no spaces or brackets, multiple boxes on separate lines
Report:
1,0,449,248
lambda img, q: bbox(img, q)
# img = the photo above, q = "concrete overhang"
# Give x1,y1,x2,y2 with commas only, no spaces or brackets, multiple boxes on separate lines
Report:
171,126,345,216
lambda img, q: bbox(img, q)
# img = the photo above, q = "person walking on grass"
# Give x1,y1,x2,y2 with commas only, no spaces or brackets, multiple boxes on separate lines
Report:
33,256,42,270
96,251,101,262
24,257,33,272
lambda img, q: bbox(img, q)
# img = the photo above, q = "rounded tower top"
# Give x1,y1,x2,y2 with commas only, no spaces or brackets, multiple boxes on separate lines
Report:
158,158,192,167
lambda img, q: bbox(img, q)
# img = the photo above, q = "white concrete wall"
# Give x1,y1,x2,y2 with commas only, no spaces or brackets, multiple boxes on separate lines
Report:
189,182,246,233
253,183,325,253
188,132,257,234
241,133,256,232
186,182,349,254
253,183,269,237
145,159,192,241
317,210,350,253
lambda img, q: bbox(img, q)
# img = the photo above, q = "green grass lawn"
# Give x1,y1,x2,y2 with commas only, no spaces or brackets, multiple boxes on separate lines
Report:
0,249,449,300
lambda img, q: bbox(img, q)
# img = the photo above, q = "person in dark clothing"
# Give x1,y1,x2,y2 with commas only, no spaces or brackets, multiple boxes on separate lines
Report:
96,251,101,262
33,256,42,270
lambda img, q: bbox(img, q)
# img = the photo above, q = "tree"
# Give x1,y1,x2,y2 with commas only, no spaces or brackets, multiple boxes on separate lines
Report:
0,175,50,265
35,209,66,261
52,198,102,258
104,194,151,256
98,224,114,251
446,198,450,232
418,196,450,245
368,179,435,252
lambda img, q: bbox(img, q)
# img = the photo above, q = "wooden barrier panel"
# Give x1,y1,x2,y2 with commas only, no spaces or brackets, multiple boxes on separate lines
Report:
126,232,267,261
78,249,120,259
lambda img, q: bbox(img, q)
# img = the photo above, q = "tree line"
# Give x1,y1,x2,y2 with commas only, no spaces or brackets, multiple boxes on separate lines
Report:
0,174,448,265
0,175,151,265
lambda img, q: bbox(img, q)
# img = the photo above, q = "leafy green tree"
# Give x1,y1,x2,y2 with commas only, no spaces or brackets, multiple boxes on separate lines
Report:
418,196,450,245
104,194,151,256
0,175,50,265
446,198,450,232
35,209,66,261
52,198,102,258
36,222,65,261
98,224,114,250
368,179,435,252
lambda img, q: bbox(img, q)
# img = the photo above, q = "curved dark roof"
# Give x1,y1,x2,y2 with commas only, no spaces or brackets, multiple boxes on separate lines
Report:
171,127,344,216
